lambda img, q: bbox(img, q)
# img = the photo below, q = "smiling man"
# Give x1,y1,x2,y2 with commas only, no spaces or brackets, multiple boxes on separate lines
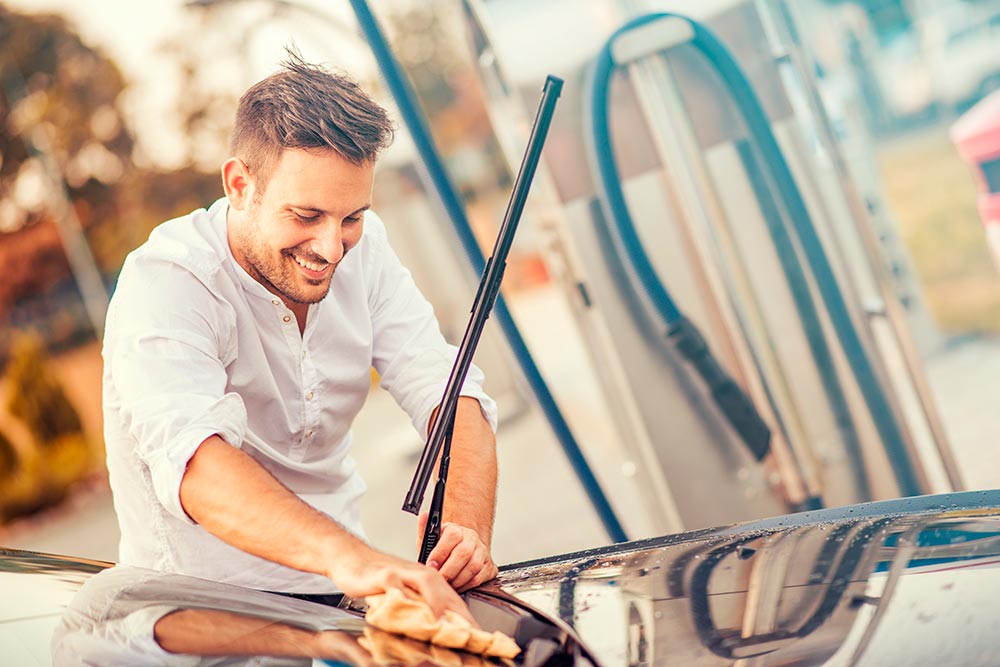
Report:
102,54,498,620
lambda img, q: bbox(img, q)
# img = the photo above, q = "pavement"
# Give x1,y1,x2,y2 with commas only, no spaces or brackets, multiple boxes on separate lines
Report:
3,284,1000,570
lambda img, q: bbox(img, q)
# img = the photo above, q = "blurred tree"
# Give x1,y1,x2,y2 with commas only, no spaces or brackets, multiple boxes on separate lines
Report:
0,5,224,355
1,332,92,523
0,428,15,478
5,334,82,445
155,8,241,172
0,6,134,250
0,4,134,313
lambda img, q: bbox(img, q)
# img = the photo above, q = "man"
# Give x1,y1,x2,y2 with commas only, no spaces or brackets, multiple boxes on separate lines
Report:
102,55,498,620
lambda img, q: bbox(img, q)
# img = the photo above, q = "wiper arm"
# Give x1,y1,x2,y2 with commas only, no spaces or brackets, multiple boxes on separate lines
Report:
403,75,564,563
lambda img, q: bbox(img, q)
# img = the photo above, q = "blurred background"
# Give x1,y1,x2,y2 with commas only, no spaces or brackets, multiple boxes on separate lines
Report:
1,0,999,568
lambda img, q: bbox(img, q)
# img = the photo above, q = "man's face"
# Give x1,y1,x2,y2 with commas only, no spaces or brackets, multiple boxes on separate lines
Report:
229,148,374,306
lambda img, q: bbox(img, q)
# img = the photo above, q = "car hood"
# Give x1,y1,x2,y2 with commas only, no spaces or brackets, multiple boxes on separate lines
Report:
4,490,1000,666
496,489,1000,667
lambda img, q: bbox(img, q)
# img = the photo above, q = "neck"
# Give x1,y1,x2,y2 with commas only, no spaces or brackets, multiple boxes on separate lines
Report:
290,302,309,335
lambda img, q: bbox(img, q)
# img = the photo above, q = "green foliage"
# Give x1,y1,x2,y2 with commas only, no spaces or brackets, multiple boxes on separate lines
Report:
5,333,82,446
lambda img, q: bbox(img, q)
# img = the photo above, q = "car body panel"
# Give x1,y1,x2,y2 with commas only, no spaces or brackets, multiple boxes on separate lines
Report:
4,490,1000,665
495,490,1000,667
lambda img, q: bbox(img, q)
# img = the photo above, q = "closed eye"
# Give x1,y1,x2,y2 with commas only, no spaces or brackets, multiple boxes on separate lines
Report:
292,210,320,222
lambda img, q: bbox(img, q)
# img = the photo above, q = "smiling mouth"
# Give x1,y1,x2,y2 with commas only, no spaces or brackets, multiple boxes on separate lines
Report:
290,253,331,277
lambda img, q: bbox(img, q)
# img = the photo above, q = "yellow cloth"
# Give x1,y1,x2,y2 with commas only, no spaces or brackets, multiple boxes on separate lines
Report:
365,588,521,659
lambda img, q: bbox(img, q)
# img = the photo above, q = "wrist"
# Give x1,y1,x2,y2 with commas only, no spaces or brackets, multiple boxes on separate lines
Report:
316,529,373,585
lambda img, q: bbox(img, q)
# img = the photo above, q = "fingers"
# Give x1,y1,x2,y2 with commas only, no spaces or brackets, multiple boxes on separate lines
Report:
437,533,480,586
365,554,474,624
427,523,498,592
397,566,476,626
329,533,491,628
453,556,498,592
449,552,486,592
425,522,464,570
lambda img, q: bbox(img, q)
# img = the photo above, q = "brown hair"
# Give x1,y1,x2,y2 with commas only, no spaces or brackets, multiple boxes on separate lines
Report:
230,51,394,189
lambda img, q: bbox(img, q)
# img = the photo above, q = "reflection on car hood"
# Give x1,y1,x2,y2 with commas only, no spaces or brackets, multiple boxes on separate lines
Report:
4,490,1000,666
496,490,1000,667
1,550,593,666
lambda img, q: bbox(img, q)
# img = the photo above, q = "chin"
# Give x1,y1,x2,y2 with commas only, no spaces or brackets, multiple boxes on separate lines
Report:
291,284,333,305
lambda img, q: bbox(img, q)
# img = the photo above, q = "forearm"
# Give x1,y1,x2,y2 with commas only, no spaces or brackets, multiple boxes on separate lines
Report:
178,435,364,580
155,609,376,665
155,608,319,657
434,397,497,545
179,436,475,619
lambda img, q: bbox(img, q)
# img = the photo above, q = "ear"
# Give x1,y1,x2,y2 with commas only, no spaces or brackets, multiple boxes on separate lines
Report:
221,158,254,211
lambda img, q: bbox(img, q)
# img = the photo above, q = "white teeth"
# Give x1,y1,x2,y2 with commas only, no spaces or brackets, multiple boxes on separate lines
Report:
293,255,327,272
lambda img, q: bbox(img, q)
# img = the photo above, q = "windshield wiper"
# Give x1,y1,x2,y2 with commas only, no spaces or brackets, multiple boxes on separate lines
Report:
403,75,564,563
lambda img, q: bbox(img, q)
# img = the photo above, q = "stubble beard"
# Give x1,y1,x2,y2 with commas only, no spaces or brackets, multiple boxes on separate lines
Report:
237,202,335,306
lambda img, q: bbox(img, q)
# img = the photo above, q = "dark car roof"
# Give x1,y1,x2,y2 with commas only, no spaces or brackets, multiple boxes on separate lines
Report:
4,490,1000,666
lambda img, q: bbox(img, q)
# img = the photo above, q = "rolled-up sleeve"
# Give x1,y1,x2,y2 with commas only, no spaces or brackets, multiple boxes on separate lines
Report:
364,215,498,438
105,257,244,524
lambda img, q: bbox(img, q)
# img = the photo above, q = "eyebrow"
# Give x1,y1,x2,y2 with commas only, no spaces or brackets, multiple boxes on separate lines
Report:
289,204,371,217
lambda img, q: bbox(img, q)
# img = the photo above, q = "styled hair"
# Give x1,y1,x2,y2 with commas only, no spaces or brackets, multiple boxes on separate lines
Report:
229,50,394,189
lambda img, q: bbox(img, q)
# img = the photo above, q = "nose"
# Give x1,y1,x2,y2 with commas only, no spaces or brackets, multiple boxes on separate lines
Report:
313,221,346,265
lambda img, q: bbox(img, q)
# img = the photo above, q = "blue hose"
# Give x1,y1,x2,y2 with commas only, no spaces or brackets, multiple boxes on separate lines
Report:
348,0,628,543
587,12,921,497
586,22,773,463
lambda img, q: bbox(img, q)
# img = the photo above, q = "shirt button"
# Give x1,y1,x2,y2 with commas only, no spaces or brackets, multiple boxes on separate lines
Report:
272,299,280,306
307,391,314,400
282,315,291,323
306,430,314,437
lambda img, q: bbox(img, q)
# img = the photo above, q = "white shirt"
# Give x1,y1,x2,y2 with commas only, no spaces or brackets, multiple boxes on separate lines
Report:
102,197,496,593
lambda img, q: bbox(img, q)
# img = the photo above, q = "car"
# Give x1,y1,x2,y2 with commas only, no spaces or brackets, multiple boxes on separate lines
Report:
4,489,1000,666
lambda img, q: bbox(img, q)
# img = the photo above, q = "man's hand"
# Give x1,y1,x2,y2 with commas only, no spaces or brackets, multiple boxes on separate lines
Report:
418,514,499,592
326,543,476,624
420,397,498,593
